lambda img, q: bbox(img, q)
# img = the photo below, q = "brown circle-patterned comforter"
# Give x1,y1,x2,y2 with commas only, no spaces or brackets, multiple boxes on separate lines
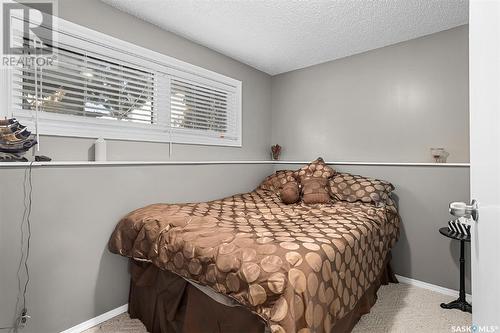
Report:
109,189,400,333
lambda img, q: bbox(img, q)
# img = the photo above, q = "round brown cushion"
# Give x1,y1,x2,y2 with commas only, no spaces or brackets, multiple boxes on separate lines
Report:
279,181,300,204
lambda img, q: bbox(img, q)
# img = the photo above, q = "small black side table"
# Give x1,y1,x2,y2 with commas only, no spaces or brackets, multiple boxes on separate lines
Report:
439,227,472,313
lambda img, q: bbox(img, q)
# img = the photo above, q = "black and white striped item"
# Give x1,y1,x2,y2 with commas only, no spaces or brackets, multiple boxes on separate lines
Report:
448,219,471,236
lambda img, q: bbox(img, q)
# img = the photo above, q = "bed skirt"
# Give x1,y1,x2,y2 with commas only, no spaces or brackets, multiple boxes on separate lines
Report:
128,254,397,333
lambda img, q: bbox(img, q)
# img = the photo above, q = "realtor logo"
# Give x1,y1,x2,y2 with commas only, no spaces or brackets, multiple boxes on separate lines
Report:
1,0,57,67
3,1,54,54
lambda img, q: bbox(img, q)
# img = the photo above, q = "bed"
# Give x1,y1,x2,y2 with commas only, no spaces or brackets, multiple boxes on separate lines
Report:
109,161,400,333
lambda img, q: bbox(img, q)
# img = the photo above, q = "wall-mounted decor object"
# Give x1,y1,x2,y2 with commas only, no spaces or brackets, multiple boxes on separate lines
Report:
0,118,37,162
271,144,282,160
430,147,449,163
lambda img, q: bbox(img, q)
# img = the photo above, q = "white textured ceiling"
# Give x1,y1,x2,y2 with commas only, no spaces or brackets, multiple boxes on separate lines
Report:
101,0,468,75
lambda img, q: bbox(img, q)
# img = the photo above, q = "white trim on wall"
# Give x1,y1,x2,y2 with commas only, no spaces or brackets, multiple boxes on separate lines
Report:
59,304,128,333
0,160,471,168
272,161,470,167
59,275,471,333
396,275,472,303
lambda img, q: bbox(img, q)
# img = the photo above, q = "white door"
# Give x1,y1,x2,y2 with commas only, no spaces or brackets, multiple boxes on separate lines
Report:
469,0,500,329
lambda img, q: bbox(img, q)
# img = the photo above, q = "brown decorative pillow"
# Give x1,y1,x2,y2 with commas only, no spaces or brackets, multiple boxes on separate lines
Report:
301,178,330,204
279,176,300,204
295,157,335,181
329,172,395,205
258,170,295,193
295,158,335,204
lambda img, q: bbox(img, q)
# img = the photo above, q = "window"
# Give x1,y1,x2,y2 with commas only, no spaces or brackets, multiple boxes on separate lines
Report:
16,46,158,124
170,78,239,143
3,11,242,146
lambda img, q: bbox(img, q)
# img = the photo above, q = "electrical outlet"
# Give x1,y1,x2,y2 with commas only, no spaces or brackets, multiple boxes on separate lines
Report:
17,309,30,329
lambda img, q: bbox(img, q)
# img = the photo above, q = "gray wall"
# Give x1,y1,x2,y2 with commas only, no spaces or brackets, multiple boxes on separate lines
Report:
0,0,273,332
275,164,471,295
0,164,273,333
271,26,469,163
270,26,471,294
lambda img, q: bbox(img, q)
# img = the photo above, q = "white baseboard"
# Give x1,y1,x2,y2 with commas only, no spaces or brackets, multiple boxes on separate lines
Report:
60,304,128,333
396,274,472,303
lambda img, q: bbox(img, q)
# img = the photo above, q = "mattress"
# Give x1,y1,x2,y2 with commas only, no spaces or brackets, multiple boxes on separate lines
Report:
187,276,239,307
109,188,400,333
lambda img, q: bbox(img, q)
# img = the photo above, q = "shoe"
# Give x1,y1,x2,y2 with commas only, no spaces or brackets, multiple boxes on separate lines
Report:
0,136,37,153
1,128,32,144
0,152,28,162
0,122,25,135
0,118,17,126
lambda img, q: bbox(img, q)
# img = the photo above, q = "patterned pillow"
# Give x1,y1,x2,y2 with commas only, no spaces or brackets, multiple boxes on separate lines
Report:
295,158,335,204
258,170,295,193
295,157,335,181
279,176,300,204
301,178,330,204
329,172,395,205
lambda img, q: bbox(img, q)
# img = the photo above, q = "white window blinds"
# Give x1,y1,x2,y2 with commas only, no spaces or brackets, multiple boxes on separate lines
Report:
170,78,239,142
13,46,159,126
6,11,242,146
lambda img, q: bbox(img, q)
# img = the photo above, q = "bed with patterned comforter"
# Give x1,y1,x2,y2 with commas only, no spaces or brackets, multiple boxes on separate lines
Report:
109,179,400,333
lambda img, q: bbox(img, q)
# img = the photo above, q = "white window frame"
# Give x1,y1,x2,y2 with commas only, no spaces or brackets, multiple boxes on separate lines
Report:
0,11,242,147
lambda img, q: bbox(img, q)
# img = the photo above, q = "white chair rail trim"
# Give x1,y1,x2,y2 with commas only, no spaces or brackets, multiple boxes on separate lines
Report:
0,160,470,168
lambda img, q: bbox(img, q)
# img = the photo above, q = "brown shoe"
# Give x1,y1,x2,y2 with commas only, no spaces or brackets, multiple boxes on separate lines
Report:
1,128,31,143
0,137,37,153
0,118,17,126
0,122,24,135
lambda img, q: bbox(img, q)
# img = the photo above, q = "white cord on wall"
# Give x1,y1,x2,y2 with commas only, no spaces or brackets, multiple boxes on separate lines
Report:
37,67,41,152
168,129,173,157
33,40,40,152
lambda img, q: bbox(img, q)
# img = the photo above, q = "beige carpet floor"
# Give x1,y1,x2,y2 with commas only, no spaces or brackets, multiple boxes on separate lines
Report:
84,283,471,333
